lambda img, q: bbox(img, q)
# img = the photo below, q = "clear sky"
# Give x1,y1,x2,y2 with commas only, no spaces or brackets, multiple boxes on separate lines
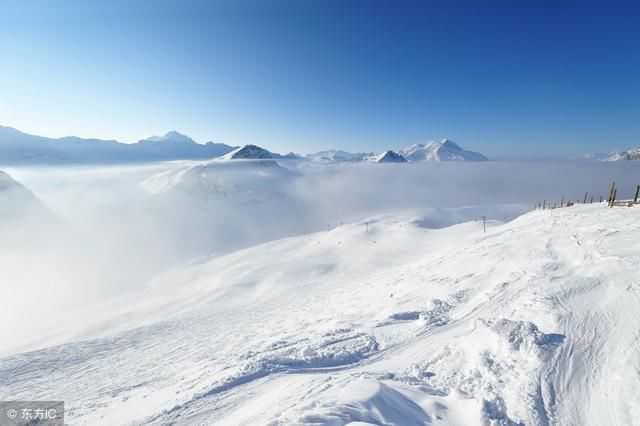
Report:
1,0,639,156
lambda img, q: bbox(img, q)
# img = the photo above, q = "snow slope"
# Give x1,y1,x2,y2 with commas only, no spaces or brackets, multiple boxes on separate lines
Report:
400,139,488,161
0,170,53,222
2,204,639,425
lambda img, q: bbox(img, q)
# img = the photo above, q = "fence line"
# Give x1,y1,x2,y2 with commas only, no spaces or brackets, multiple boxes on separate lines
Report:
535,182,640,210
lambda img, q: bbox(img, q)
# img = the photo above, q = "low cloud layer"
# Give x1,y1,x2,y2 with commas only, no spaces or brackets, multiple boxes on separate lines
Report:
1,160,638,350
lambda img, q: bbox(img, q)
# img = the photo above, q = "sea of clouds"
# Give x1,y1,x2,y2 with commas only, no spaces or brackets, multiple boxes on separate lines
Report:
1,159,638,349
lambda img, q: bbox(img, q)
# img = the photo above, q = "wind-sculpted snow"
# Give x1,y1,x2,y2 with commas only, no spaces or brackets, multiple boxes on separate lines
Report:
2,204,639,425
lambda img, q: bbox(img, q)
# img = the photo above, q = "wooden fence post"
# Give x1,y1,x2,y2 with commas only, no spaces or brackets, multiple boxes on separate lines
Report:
610,188,617,207
608,182,616,204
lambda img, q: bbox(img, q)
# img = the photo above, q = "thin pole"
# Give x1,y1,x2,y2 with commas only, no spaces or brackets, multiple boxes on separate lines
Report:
583,192,588,204
482,216,486,233
635,185,640,203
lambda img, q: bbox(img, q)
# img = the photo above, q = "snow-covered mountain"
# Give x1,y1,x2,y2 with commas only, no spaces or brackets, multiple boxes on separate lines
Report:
137,157,305,258
367,150,407,163
214,144,301,161
220,144,274,160
3,204,639,425
0,170,52,222
400,139,489,161
142,130,194,143
306,149,373,162
0,126,235,164
1,125,491,165
306,142,485,163
142,157,294,197
272,151,302,160
608,147,640,161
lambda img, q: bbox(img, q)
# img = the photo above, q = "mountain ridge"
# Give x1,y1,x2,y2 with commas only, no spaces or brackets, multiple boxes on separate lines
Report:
0,125,236,165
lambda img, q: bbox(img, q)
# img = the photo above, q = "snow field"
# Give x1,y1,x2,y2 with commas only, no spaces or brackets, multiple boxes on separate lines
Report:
1,204,639,425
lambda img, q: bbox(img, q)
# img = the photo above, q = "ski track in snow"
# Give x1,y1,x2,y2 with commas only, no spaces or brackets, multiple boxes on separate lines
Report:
1,204,639,425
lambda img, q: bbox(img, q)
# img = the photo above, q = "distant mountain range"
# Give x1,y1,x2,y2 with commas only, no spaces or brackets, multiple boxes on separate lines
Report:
0,126,490,165
0,126,236,165
304,139,488,163
4,124,640,165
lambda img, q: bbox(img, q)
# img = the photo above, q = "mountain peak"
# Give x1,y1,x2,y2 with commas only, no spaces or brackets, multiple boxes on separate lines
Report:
143,131,196,144
163,130,188,139
440,138,460,149
369,150,407,163
399,139,488,161
221,144,273,160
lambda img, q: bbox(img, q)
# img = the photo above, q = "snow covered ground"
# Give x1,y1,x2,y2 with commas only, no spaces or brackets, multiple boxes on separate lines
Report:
2,203,639,425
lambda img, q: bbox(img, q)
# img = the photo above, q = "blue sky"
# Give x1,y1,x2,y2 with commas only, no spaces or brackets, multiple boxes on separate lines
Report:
1,0,639,156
